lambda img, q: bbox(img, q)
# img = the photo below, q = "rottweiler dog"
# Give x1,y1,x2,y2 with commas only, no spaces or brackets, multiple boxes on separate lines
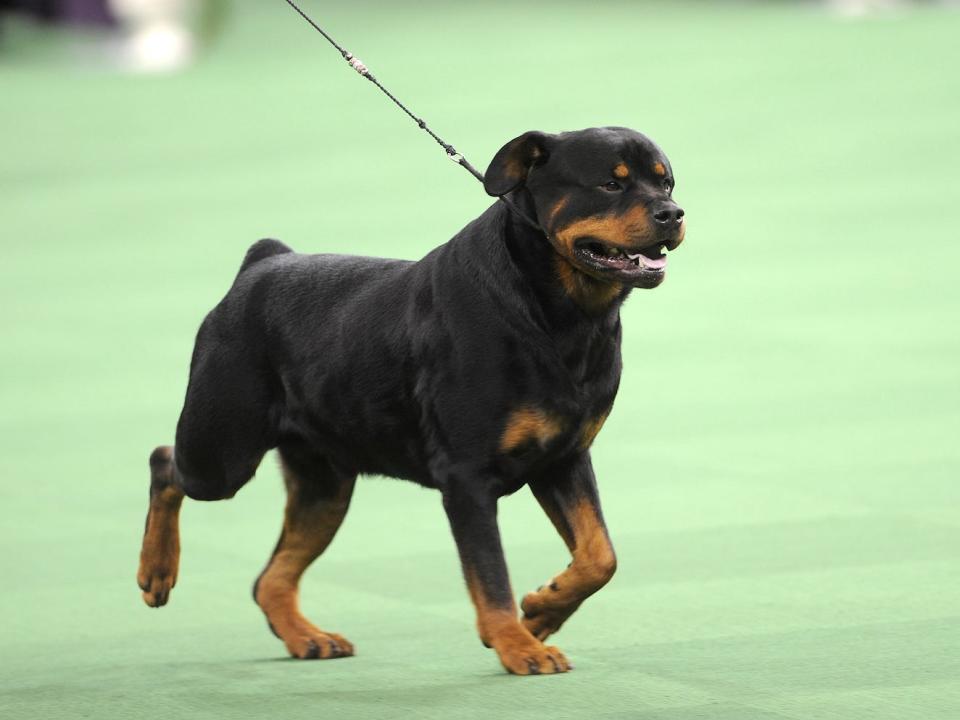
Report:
137,126,685,675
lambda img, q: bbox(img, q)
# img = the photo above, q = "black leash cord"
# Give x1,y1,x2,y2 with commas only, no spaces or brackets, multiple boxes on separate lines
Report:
281,0,542,230
282,0,485,180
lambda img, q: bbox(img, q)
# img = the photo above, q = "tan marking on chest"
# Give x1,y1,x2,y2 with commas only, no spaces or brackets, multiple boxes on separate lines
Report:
579,412,609,450
500,407,564,453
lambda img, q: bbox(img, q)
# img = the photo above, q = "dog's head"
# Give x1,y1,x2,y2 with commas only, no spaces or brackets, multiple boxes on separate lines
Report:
484,127,684,290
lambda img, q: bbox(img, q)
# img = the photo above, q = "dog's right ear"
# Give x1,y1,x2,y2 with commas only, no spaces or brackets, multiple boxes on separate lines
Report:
483,131,553,197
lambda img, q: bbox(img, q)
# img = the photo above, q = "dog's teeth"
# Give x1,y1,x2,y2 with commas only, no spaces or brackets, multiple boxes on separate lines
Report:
661,245,668,254
626,252,641,260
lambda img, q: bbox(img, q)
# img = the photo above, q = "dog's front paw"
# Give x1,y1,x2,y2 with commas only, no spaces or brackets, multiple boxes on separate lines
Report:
520,588,580,641
490,624,571,675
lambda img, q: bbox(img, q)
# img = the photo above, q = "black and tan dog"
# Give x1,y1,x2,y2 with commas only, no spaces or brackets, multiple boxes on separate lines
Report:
137,127,685,675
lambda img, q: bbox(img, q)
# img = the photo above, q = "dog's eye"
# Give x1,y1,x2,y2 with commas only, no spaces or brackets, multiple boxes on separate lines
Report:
663,179,674,194
600,181,622,192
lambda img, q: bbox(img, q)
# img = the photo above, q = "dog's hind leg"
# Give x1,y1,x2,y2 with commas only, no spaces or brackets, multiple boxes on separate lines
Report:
521,453,617,641
254,445,356,660
137,446,185,607
137,349,275,607
136,434,270,607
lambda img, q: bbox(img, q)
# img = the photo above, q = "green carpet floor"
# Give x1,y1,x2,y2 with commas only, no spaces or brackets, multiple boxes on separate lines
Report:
2,1,959,718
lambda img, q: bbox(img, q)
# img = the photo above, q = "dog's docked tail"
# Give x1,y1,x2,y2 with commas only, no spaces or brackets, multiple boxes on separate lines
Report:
239,238,294,274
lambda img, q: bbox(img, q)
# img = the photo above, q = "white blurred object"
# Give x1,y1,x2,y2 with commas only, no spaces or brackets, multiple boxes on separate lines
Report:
109,0,195,72
826,0,904,15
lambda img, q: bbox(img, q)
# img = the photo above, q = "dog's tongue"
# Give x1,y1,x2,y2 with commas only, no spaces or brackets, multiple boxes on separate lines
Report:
632,254,667,270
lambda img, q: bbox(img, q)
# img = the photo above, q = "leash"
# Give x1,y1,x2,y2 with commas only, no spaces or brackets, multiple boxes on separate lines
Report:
281,0,542,232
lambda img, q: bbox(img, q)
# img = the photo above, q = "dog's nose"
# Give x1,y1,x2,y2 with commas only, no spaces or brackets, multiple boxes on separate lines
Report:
653,203,684,225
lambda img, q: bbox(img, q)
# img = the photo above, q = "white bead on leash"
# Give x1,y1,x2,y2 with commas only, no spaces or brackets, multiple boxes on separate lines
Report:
344,52,368,76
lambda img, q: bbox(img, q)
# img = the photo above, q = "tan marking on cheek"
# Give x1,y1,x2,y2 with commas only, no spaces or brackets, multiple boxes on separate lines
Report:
653,162,666,177
555,205,652,253
618,204,652,245
579,411,609,450
546,195,570,230
613,163,629,179
554,254,579,297
500,407,564,453
554,216,625,254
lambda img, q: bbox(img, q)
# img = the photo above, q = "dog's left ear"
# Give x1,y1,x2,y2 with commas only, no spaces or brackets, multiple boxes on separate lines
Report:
483,131,553,197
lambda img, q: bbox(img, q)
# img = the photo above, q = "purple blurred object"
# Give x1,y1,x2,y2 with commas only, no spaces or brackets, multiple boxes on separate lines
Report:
0,0,116,26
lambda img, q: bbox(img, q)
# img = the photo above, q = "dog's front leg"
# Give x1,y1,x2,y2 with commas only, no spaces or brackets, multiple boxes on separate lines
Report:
442,481,571,675
522,453,617,641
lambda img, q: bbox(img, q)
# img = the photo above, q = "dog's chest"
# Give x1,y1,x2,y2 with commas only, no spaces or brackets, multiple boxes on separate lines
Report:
498,335,620,464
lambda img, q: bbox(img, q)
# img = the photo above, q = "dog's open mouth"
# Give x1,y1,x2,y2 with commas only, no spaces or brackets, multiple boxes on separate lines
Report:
573,239,669,286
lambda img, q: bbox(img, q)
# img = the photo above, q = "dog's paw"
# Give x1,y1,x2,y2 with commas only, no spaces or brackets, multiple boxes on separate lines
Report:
137,566,176,607
283,630,355,660
137,511,180,607
520,589,579,641
138,445,181,607
497,638,571,675
488,623,571,675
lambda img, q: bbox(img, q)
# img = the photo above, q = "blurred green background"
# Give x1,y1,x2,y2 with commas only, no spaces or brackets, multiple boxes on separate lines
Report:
2,1,959,718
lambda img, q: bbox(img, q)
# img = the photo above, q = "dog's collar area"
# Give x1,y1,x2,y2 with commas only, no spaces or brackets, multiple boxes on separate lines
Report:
498,195,543,233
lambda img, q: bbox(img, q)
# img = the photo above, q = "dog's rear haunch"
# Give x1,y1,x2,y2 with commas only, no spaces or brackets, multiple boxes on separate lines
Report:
137,127,685,675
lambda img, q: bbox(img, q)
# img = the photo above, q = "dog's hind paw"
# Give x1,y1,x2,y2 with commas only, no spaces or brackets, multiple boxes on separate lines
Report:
138,569,176,607
284,630,355,660
138,446,183,608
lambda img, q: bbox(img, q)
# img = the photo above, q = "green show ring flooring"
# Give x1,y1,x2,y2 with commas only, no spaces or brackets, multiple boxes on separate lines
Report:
2,1,959,718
